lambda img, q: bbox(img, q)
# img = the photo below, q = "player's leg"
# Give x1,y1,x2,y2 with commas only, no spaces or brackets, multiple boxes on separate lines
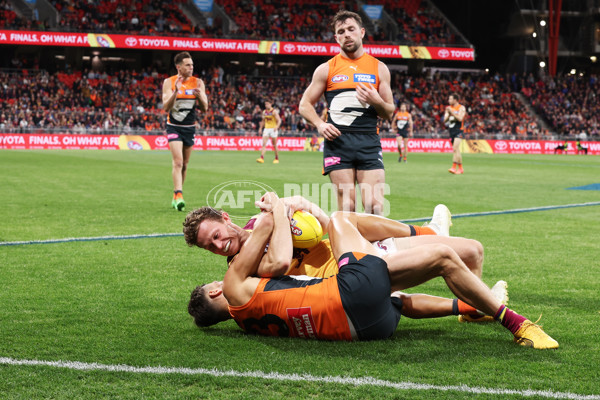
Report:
329,169,356,212
403,137,409,161
271,135,279,163
169,140,186,210
396,136,403,161
181,144,193,186
257,135,268,163
392,235,484,278
328,211,380,260
453,137,463,173
382,244,557,348
356,168,385,215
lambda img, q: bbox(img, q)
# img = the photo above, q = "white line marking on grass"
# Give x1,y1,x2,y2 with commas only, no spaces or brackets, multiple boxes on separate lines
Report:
2,202,599,247
1,357,598,399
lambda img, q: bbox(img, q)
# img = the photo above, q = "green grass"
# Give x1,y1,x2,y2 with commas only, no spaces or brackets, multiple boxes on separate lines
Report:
1,150,599,399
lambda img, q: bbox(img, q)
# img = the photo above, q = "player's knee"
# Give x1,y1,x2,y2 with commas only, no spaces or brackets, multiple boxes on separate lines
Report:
431,244,464,275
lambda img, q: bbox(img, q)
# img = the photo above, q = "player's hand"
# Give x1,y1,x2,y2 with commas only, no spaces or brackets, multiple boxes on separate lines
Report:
192,88,203,98
175,76,184,91
355,83,382,107
255,192,280,212
317,122,341,141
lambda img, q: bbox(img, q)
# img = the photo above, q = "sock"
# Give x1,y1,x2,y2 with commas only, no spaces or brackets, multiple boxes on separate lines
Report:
275,155,278,160
409,225,436,236
494,305,527,334
452,299,480,315
174,190,182,198
260,155,264,159
458,163,463,169
452,162,457,168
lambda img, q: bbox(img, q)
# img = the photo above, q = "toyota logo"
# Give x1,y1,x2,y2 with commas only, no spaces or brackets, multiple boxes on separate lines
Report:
155,136,168,147
283,44,296,53
438,49,450,58
495,141,508,151
125,37,138,47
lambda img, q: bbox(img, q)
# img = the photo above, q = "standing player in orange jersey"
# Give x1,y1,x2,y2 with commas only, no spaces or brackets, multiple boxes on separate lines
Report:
299,10,395,215
443,92,467,174
391,102,413,163
162,52,208,211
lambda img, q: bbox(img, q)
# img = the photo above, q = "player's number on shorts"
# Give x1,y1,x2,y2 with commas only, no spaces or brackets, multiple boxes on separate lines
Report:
242,314,290,337
329,91,367,126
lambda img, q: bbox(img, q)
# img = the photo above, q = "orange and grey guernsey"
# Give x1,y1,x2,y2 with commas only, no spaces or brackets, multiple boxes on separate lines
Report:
395,111,411,133
325,53,380,134
447,103,465,134
167,75,199,127
228,274,353,340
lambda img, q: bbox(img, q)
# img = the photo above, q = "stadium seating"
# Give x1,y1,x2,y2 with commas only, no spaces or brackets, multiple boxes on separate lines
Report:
5,65,598,140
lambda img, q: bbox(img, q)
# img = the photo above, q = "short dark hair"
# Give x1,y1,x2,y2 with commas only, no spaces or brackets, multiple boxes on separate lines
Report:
182,206,225,247
174,52,192,65
188,285,224,327
450,92,460,101
330,10,363,33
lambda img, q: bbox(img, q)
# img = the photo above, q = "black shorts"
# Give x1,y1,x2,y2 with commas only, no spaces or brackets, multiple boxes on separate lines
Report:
166,124,195,147
449,129,464,143
322,133,384,176
336,252,402,341
396,130,409,139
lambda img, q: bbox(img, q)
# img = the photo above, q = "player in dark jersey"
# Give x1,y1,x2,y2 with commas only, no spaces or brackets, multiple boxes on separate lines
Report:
443,93,466,174
188,193,558,348
391,103,413,163
162,51,208,211
299,10,395,215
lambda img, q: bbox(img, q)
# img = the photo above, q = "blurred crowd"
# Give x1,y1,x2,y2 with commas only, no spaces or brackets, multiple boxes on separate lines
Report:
1,0,464,45
2,64,598,139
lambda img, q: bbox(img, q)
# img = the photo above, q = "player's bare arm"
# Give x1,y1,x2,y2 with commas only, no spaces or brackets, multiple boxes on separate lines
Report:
254,193,293,277
193,79,208,112
299,63,341,141
408,114,414,136
274,109,282,129
223,211,275,306
162,76,183,112
355,62,395,120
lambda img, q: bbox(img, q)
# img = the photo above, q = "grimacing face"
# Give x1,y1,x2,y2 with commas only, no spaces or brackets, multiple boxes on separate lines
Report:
195,215,242,257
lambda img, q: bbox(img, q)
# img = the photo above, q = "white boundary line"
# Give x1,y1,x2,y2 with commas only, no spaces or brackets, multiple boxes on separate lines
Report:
1,357,598,399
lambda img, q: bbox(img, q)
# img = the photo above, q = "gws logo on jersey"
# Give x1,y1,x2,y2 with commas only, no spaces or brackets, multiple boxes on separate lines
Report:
354,74,376,84
331,74,349,83
185,89,195,95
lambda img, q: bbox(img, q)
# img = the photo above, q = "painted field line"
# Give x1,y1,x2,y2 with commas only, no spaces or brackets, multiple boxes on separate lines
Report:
400,201,600,223
1,357,598,399
2,202,599,247
0,232,182,247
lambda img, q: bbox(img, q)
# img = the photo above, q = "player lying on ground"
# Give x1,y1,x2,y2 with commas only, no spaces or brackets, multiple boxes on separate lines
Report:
188,193,558,349
183,195,504,322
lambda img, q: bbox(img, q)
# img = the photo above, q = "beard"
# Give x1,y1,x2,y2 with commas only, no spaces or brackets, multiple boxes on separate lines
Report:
342,40,361,54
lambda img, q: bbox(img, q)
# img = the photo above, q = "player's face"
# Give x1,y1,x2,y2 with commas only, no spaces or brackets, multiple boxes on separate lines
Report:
177,58,194,78
334,18,365,54
448,96,456,106
196,217,241,257
265,101,272,110
400,104,407,112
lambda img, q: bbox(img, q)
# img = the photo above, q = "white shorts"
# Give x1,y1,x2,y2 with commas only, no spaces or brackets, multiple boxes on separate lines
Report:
262,128,278,138
371,238,398,257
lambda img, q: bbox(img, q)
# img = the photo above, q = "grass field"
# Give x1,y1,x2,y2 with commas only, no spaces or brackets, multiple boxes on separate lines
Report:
1,149,599,399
